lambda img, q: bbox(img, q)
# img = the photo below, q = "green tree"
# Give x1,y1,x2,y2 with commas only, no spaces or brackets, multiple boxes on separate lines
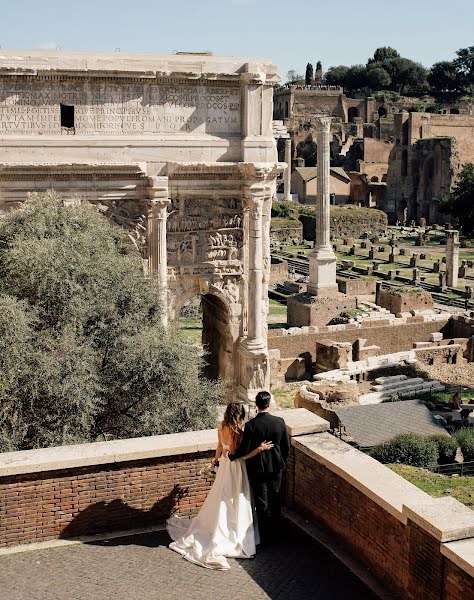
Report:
442,163,474,234
395,58,427,93
324,65,349,87
305,62,314,85
366,66,392,91
453,45,474,94
381,57,426,93
286,70,304,85
370,47,400,64
0,192,221,452
344,65,368,92
315,61,323,83
428,61,463,92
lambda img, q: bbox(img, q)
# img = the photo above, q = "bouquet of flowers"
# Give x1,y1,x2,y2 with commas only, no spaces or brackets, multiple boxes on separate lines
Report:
200,460,218,481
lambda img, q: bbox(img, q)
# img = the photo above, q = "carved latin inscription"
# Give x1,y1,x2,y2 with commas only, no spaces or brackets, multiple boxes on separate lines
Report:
0,80,241,134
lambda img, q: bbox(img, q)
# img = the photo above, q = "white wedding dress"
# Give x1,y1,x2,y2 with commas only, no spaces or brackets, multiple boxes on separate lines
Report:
166,444,258,570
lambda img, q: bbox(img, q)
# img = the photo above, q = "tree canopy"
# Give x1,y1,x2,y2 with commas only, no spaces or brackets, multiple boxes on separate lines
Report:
0,192,221,452
320,47,427,94
429,45,474,96
289,44,474,97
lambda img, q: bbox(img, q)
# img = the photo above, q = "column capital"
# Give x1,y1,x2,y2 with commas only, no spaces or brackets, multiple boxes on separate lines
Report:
238,162,284,184
146,176,170,205
315,116,332,132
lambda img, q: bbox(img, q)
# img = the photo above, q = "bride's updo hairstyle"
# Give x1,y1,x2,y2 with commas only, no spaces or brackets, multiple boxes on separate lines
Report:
222,402,246,443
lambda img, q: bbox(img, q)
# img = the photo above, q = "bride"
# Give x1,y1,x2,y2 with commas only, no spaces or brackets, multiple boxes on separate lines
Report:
166,402,272,570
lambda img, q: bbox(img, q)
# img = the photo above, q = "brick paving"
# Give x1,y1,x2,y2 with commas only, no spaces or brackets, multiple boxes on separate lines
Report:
0,524,379,600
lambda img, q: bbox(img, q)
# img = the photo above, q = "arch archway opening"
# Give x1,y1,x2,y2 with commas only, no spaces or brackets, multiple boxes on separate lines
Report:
178,293,232,382
348,107,359,122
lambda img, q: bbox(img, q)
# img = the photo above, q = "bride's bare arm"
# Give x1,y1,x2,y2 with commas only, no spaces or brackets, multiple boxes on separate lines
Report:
212,429,223,466
241,441,274,461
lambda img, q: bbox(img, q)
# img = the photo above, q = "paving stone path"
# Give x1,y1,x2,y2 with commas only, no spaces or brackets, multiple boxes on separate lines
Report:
0,525,379,600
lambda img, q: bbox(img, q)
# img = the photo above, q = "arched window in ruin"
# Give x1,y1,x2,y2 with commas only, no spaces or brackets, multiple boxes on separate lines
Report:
378,106,387,118
371,176,379,182
348,107,359,122
450,108,460,114
401,149,408,177
401,120,409,145
284,101,289,118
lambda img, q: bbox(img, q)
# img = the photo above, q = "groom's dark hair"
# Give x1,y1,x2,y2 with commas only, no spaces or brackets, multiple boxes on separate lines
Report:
255,391,271,410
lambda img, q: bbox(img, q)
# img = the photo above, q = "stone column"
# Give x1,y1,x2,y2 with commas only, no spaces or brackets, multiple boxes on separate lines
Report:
283,137,291,201
146,176,170,326
244,183,266,349
238,180,272,405
307,117,338,296
446,230,460,288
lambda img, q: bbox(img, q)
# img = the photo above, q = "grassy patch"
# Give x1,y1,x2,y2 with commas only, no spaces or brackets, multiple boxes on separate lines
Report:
272,385,299,410
178,317,203,343
268,299,287,316
388,464,474,507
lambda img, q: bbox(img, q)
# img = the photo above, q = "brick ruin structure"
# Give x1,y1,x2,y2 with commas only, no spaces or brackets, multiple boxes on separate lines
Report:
384,112,474,224
0,50,284,402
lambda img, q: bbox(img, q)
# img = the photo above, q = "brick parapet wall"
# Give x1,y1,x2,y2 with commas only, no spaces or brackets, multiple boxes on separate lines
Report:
0,408,328,550
1,414,472,599
443,557,474,600
0,450,214,548
290,440,409,597
288,432,474,600
0,429,217,548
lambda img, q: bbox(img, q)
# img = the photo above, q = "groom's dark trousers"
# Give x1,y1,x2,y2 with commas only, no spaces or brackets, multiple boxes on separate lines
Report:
229,412,290,541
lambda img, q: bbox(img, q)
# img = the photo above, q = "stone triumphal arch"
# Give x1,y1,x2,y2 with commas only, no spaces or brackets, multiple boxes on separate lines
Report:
0,50,283,402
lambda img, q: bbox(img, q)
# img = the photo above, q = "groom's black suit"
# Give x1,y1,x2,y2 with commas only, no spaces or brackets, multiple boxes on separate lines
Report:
229,412,290,541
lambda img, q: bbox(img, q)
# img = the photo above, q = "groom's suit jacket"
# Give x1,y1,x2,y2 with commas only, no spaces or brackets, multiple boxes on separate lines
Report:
229,412,290,478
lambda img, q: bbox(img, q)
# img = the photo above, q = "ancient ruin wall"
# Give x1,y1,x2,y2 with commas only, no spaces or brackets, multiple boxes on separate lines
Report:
299,207,387,241
268,318,450,361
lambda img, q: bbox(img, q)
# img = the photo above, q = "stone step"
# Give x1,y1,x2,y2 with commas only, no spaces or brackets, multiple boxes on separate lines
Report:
372,377,425,392
360,381,445,404
374,375,408,385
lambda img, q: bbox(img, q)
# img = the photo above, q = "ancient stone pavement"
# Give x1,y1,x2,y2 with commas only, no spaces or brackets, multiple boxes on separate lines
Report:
0,524,378,600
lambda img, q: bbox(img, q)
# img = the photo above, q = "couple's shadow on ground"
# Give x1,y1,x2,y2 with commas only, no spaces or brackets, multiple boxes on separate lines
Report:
60,488,377,600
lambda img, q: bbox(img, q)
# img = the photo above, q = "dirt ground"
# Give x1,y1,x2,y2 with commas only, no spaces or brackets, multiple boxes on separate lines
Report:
414,362,474,391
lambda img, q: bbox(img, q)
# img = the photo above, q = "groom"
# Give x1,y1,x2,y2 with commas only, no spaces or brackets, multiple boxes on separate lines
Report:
229,390,290,542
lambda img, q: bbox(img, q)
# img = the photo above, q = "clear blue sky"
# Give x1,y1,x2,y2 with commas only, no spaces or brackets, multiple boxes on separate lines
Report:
1,0,472,80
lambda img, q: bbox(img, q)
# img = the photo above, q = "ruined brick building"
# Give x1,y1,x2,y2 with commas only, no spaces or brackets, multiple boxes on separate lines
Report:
384,112,474,224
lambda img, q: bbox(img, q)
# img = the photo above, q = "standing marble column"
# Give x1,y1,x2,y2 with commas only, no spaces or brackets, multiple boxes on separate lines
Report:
283,137,292,202
307,117,338,296
446,229,460,288
237,180,272,405
146,176,170,326
244,183,266,349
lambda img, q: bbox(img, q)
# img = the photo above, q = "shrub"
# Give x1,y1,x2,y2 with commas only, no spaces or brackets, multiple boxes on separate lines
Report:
0,192,222,452
271,201,299,219
454,428,474,462
428,434,459,464
370,433,438,469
